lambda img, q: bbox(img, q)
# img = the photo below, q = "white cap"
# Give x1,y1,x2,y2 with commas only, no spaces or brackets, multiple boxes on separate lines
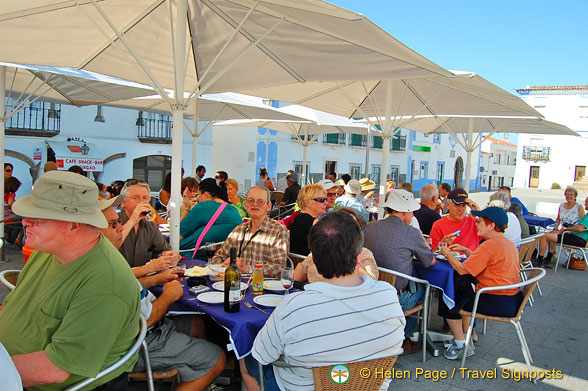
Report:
317,179,338,190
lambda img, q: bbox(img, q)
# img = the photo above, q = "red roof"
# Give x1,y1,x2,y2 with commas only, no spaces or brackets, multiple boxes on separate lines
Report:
516,85,588,92
482,136,517,147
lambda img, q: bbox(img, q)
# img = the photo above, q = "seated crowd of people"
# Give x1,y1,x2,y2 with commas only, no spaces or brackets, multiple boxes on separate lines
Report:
0,164,575,390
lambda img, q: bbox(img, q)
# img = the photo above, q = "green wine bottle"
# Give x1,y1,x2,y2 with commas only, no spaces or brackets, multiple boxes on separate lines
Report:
224,247,241,313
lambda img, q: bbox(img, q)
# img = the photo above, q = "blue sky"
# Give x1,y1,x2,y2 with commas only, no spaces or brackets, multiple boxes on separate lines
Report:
329,1,588,94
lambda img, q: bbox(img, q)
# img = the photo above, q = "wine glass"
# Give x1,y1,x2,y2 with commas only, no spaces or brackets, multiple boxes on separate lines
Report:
281,266,293,295
175,263,187,281
204,242,216,266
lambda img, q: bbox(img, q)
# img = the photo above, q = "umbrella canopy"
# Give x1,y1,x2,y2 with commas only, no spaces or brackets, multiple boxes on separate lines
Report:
403,116,578,191
0,0,453,249
1,62,154,107
216,104,375,183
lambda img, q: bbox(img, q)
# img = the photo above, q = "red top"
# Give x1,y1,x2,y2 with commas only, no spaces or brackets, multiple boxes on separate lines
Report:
430,215,480,251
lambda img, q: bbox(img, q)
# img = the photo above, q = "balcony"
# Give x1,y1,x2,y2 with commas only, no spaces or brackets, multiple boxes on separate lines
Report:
5,99,61,137
322,133,346,145
522,146,550,162
137,115,173,144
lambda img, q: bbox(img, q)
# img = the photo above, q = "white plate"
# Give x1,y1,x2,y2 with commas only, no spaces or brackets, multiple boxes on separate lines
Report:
212,281,249,292
196,291,224,304
253,294,283,307
263,280,286,292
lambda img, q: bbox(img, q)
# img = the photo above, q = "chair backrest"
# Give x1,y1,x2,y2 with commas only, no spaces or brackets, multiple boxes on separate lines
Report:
378,268,397,287
272,191,284,206
0,270,20,291
312,356,398,391
288,252,307,267
65,315,148,391
518,239,537,264
513,268,544,322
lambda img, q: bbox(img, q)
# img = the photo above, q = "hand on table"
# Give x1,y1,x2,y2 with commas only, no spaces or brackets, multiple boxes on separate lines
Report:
157,267,182,285
162,250,181,264
162,280,184,301
438,233,457,249
448,244,471,256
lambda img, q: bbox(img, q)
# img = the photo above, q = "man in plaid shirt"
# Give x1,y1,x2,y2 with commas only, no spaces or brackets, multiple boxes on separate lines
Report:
211,186,289,277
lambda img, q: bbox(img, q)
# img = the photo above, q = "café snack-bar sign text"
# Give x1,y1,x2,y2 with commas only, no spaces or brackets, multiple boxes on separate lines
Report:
56,157,104,172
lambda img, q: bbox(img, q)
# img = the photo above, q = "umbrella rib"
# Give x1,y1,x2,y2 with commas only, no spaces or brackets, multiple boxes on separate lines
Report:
29,72,80,107
0,0,94,22
201,0,305,85
351,81,381,120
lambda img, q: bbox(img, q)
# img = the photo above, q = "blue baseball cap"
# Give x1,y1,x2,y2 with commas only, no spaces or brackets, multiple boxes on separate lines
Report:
471,206,508,231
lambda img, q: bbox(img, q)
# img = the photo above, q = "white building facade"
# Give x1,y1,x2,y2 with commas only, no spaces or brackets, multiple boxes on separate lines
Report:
479,136,517,191
4,100,483,198
514,86,588,189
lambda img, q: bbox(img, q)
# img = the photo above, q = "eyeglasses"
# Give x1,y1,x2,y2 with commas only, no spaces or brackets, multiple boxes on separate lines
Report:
245,199,267,206
326,192,338,198
313,197,328,203
108,218,123,229
4,169,12,173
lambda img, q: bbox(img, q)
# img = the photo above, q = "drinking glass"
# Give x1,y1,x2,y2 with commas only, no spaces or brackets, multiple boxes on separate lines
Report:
281,267,293,295
176,263,187,280
204,242,216,266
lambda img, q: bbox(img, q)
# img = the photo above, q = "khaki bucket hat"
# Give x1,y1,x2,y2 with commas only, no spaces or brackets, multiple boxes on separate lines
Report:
12,171,108,228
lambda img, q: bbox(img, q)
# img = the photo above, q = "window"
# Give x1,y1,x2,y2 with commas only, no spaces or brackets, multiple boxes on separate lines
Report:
294,161,310,177
350,134,367,147
389,166,400,183
372,135,383,149
137,112,173,142
370,165,381,187
323,133,346,145
132,155,172,191
433,134,441,142
349,164,362,180
391,135,407,151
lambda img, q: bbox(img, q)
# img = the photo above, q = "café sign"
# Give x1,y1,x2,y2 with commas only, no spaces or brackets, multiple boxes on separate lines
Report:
56,157,104,172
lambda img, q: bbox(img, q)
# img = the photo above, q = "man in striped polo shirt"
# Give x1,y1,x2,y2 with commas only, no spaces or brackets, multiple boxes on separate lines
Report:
245,211,405,391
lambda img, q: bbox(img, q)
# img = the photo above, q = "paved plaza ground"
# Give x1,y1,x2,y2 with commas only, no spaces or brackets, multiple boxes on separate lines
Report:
1,187,587,390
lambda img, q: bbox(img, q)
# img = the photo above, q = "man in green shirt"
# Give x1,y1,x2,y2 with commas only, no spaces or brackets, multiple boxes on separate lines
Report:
0,171,141,390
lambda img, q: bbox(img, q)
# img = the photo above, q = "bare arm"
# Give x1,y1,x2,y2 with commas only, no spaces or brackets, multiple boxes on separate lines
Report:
146,281,183,327
440,245,469,275
12,351,70,387
578,204,585,219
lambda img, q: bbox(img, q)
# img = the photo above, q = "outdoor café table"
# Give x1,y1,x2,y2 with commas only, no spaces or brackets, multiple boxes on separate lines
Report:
413,255,459,310
523,215,556,229
149,259,283,359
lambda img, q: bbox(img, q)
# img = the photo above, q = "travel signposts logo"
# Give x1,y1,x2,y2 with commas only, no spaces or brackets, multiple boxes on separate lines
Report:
330,364,350,384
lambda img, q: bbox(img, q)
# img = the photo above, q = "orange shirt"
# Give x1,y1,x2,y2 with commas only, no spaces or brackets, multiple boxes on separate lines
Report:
463,235,521,296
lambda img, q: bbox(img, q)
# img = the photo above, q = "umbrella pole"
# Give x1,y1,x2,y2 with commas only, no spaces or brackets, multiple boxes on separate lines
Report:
192,98,199,176
464,118,474,192
0,65,5,252
364,126,371,178
302,143,308,185
378,81,393,220
169,0,188,251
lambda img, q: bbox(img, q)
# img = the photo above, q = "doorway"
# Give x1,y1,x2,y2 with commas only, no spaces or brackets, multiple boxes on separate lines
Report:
454,157,464,189
324,161,337,179
529,166,540,188
575,166,586,182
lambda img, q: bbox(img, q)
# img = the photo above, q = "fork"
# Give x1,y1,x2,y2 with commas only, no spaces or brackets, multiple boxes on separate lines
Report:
244,302,269,314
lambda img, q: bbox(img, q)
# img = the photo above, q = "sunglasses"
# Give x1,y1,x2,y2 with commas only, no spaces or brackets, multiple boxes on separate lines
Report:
108,218,123,229
313,197,328,203
5,169,12,173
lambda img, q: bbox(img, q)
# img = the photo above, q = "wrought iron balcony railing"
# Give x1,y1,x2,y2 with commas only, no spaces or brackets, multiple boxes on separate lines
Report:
522,146,550,161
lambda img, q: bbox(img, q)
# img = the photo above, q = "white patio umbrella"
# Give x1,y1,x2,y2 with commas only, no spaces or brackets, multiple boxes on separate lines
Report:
0,0,453,249
401,115,578,191
107,92,309,174
216,104,376,184
242,70,545,217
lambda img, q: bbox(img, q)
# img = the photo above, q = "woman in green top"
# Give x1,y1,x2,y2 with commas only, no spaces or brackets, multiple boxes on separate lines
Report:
226,178,248,219
180,178,242,256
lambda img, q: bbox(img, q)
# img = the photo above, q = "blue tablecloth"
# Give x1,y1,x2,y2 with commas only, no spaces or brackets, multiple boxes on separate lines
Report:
413,257,457,309
523,215,556,228
150,259,285,359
